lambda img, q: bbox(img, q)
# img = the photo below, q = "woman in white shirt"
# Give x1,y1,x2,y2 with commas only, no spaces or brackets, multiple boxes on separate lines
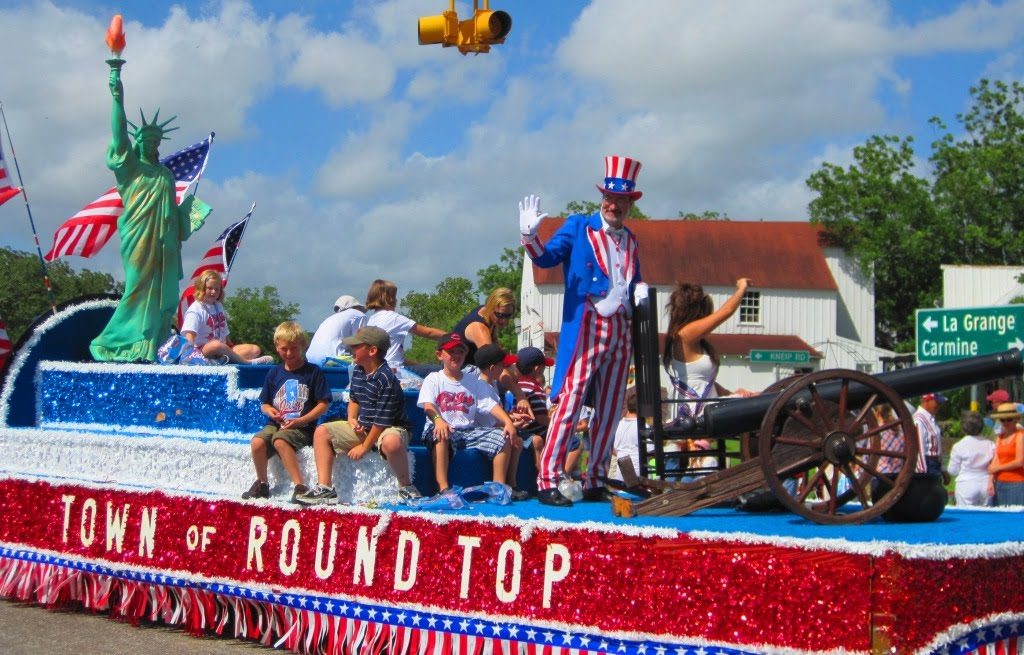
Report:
363,279,445,371
948,411,996,507
180,270,272,365
662,278,754,421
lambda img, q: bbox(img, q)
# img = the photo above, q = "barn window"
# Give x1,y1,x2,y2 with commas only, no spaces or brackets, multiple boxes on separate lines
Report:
739,291,760,324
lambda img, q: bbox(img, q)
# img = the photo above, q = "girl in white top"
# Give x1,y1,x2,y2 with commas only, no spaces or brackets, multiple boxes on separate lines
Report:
948,411,996,507
663,278,754,420
363,279,445,370
180,270,272,365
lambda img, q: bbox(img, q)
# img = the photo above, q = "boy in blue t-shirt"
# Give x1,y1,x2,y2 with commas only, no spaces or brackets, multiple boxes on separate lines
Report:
242,321,331,502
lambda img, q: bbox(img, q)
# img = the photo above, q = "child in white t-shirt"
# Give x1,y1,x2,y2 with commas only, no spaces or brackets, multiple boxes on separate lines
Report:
181,270,272,365
363,279,445,370
417,333,517,493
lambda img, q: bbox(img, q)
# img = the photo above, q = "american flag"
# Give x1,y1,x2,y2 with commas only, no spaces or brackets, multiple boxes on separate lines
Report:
176,203,254,328
0,139,19,207
44,133,214,261
0,316,12,371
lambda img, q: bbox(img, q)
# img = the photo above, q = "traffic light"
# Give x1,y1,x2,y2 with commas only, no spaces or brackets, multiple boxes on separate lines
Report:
418,1,512,54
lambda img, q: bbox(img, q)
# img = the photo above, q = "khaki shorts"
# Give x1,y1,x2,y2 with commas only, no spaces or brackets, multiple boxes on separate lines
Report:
254,424,313,451
321,420,410,454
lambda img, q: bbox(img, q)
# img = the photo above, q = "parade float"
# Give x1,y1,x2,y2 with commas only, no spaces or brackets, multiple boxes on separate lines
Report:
1,14,1023,655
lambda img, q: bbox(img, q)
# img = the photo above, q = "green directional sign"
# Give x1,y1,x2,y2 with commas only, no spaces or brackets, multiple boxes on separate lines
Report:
916,305,1024,363
749,349,810,364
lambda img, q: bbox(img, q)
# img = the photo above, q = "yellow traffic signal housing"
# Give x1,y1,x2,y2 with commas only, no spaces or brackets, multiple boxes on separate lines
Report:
418,1,512,54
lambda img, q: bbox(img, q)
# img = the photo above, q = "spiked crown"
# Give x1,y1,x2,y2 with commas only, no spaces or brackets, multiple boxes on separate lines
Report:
127,108,178,143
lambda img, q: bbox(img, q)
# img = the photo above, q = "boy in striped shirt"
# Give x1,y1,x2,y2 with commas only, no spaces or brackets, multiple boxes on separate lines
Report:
296,326,420,505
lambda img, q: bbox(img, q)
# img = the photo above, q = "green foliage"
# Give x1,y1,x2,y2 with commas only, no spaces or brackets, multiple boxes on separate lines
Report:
807,79,1024,351
565,200,647,219
223,286,299,358
678,210,729,220
475,247,524,301
0,247,123,344
400,277,478,364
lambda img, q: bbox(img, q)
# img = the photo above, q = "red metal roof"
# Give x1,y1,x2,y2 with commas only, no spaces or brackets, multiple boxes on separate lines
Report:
532,218,838,291
544,332,821,359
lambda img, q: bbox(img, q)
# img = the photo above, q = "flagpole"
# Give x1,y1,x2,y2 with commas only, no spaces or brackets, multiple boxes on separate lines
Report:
225,201,255,281
190,131,215,196
0,101,57,315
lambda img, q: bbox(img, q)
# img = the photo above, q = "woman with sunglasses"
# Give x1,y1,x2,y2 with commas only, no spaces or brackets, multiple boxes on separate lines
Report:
988,402,1024,506
452,288,533,417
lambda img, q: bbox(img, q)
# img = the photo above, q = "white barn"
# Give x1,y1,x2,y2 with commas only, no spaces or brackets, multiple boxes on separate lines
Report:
518,218,894,394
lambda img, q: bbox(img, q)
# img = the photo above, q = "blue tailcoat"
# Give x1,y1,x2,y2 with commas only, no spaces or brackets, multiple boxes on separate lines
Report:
527,212,642,398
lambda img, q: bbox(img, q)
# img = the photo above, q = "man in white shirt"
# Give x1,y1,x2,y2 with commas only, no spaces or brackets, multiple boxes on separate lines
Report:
914,392,946,476
305,295,366,366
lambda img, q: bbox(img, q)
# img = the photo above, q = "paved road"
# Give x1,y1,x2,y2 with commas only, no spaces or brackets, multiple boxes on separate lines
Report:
0,599,274,654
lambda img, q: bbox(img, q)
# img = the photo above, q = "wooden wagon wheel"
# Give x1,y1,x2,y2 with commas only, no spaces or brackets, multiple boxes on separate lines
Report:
757,369,918,525
740,374,806,461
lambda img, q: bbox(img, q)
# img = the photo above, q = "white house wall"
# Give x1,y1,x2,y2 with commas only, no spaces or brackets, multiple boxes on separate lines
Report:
942,265,1024,308
824,247,876,345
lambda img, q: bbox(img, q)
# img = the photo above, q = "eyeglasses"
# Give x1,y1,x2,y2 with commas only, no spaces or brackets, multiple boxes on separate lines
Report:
494,311,514,319
1000,418,1018,423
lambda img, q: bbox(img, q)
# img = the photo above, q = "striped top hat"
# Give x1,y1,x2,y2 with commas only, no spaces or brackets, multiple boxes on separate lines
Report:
595,155,643,200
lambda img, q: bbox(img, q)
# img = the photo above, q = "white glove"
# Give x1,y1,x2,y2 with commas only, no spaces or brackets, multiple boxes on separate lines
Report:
633,282,649,306
519,194,547,237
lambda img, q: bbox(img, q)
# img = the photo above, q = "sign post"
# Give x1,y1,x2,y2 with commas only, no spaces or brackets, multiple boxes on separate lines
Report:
916,305,1024,363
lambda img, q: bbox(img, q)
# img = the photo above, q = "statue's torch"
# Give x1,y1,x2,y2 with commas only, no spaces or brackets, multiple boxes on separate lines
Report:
106,14,126,70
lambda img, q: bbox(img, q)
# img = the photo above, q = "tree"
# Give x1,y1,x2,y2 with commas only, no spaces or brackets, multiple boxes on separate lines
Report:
807,135,944,351
475,247,523,300
223,286,299,358
678,210,729,221
565,200,648,218
808,79,1024,352
0,247,123,344
400,277,478,364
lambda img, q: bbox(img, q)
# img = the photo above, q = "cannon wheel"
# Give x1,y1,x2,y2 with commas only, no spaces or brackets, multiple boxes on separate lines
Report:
740,374,806,460
757,369,918,525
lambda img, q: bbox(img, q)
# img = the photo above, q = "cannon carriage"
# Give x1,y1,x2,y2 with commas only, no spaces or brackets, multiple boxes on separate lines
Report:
611,289,1024,524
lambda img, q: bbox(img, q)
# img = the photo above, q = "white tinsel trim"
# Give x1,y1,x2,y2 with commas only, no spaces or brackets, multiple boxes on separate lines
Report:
913,611,1024,655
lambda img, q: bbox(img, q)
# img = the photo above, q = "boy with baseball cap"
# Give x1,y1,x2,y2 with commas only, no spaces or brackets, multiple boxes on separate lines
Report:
296,326,420,505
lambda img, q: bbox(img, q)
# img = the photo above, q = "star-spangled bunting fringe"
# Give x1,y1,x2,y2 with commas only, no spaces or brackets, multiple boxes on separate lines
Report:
44,134,213,261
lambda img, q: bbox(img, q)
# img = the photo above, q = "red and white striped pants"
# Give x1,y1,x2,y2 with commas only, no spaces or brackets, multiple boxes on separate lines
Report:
539,304,632,490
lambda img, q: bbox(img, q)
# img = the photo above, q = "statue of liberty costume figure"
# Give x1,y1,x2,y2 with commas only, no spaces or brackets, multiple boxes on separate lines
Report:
90,55,211,362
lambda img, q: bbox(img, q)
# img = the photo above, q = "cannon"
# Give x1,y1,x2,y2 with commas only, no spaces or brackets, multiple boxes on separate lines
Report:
613,289,1024,524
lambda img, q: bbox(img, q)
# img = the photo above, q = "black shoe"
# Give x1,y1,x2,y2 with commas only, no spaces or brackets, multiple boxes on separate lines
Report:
510,487,530,501
242,480,270,499
581,486,608,502
538,488,572,507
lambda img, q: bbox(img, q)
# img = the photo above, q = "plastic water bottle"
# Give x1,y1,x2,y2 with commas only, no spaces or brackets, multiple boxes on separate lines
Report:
557,474,583,502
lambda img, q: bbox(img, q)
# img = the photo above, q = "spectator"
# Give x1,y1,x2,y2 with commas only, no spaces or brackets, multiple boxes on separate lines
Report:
305,294,366,366
948,411,995,507
180,270,272,365
610,387,639,482
988,403,1024,506
242,321,331,502
914,393,947,476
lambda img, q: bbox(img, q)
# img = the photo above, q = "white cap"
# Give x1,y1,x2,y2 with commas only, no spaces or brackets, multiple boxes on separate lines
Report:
334,295,364,312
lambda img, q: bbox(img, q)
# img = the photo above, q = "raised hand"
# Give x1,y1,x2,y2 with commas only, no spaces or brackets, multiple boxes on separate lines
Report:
519,194,548,236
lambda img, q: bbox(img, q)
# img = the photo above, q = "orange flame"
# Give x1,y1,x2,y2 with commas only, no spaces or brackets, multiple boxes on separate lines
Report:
105,15,126,56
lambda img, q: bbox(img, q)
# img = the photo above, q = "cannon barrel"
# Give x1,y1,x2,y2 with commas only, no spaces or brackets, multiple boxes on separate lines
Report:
702,349,1023,438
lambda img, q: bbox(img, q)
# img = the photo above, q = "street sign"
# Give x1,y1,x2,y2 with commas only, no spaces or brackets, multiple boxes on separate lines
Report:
916,305,1024,363
749,349,810,364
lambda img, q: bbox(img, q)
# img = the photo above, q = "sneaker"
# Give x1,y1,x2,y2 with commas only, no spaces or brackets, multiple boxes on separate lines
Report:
398,484,423,503
290,484,310,504
510,487,530,501
241,480,269,499
250,356,274,365
295,484,339,506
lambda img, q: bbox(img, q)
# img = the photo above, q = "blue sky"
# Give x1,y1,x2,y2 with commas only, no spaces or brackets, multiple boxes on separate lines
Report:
1,0,1022,330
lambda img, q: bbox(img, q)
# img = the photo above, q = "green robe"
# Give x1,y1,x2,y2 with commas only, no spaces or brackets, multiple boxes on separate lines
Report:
89,142,195,362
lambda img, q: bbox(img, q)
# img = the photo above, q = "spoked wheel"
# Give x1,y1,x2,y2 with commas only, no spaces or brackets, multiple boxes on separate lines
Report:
740,374,806,461
757,369,918,524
